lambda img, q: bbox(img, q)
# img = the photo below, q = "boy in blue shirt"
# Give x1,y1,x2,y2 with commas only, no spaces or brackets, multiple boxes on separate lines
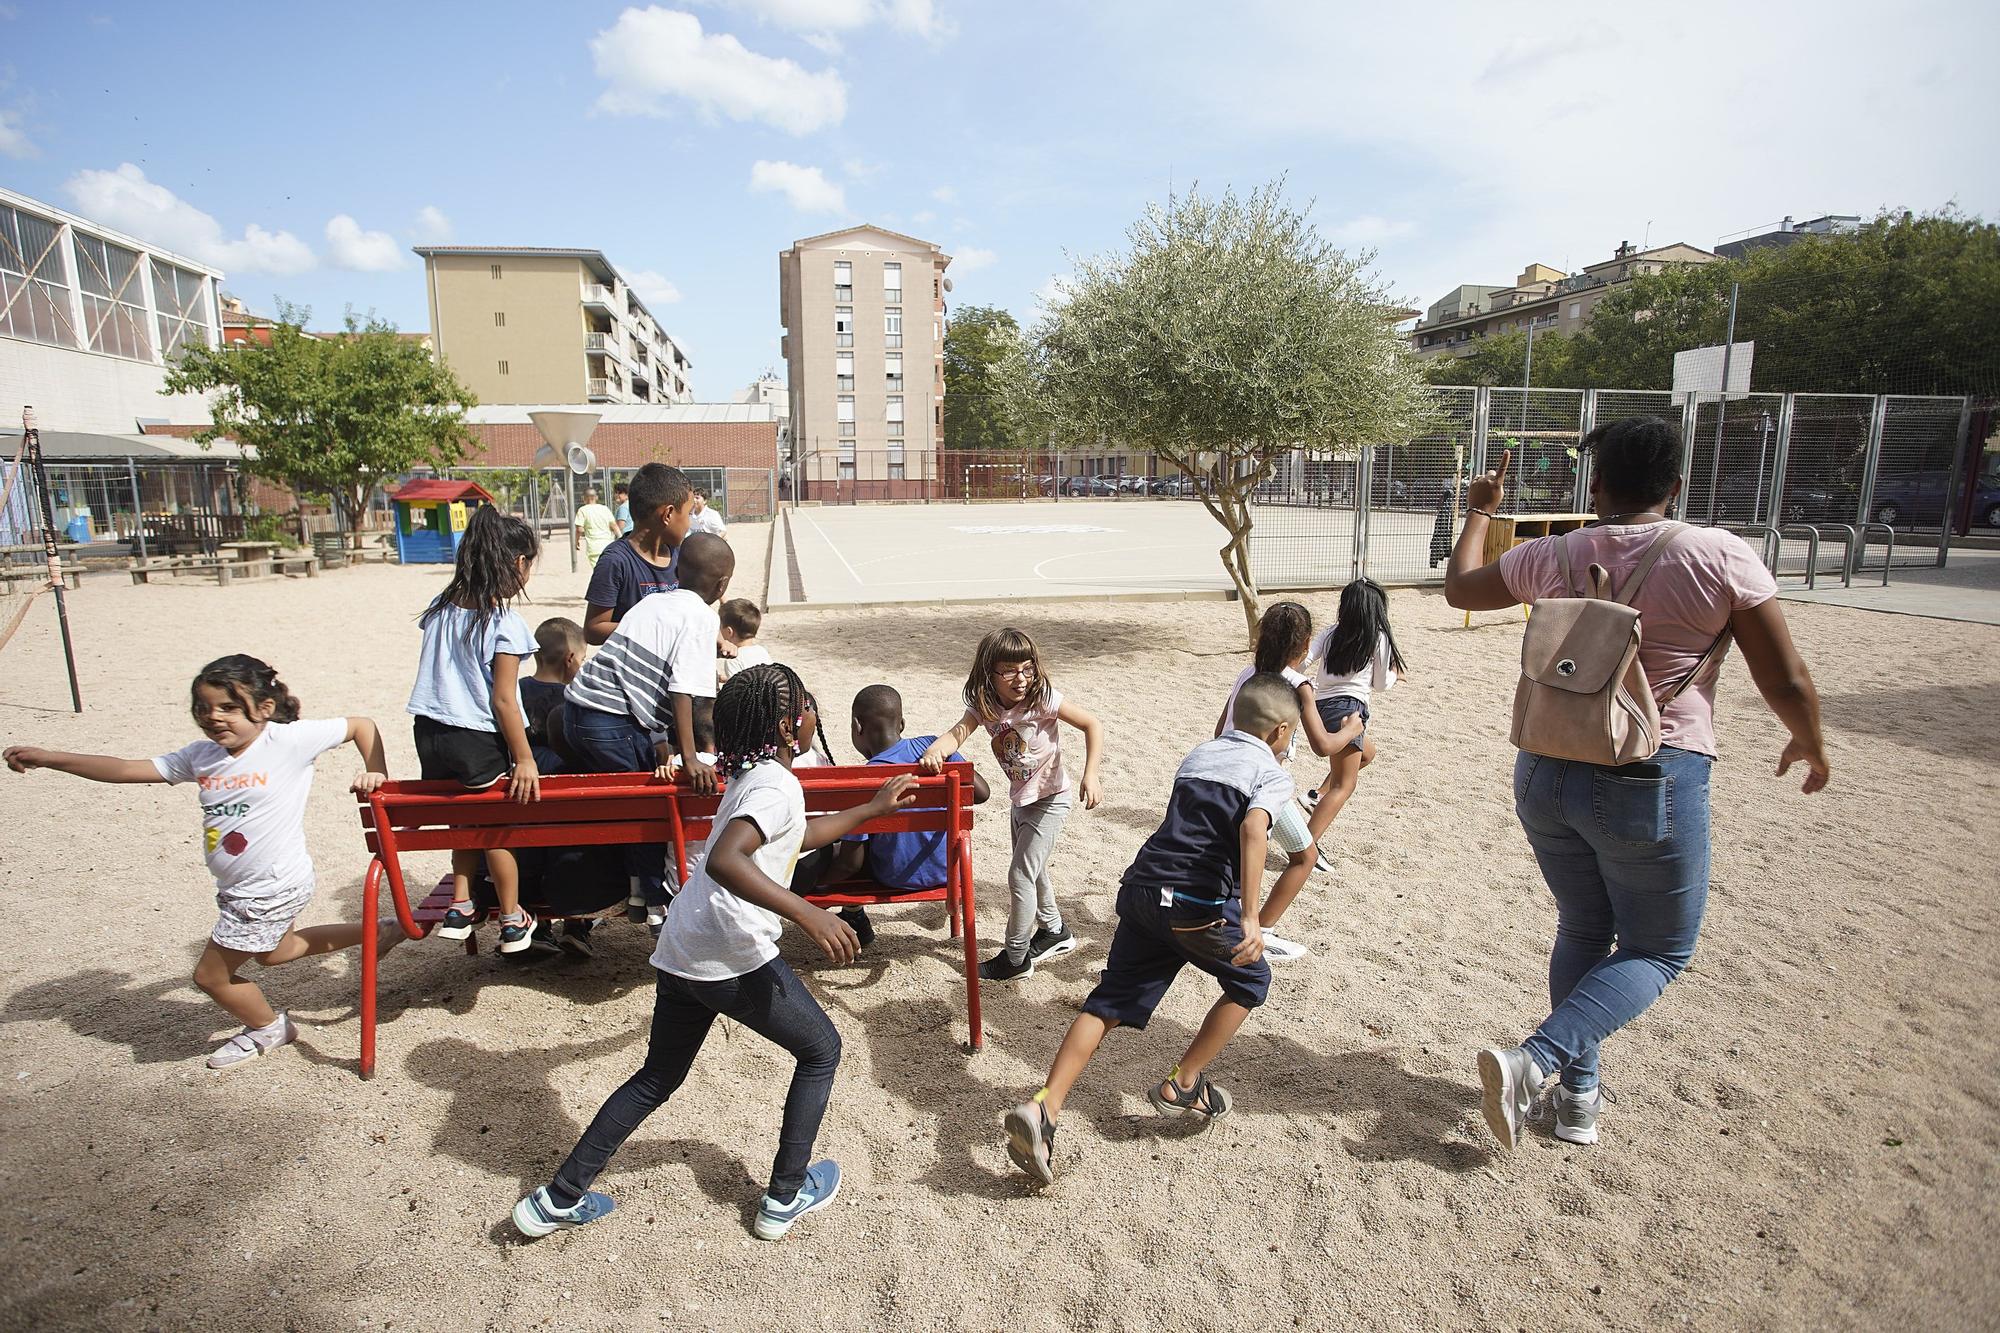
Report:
584,463,693,646
1001,672,1299,1185
825,685,991,945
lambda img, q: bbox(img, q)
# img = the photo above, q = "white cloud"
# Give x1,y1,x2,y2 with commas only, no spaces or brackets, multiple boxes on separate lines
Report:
931,184,956,203
63,164,315,275
1033,274,1071,311
324,215,405,271
709,0,952,40
0,107,31,158
842,157,884,180
750,159,847,213
882,0,951,39
952,245,996,271
413,205,453,243
591,7,846,135
625,268,684,304
912,209,936,225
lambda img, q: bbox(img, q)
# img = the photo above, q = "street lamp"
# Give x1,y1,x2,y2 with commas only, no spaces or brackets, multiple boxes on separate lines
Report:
529,409,601,573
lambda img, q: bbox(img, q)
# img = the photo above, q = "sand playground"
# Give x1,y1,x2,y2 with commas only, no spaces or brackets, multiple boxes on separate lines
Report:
1,517,1996,1332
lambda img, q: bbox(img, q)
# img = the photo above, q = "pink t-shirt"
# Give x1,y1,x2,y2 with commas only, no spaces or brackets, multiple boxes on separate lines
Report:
983,686,1069,806
1498,523,1776,758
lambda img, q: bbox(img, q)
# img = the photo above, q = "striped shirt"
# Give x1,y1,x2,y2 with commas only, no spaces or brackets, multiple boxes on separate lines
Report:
564,588,718,745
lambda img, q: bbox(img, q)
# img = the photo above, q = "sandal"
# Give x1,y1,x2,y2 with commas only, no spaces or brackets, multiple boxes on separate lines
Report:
1003,1097,1057,1185
1146,1070,1233,1120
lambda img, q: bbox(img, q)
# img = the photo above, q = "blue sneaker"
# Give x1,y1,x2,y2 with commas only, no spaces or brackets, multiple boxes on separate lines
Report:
752,1160,841,1241
512,1186,615,1238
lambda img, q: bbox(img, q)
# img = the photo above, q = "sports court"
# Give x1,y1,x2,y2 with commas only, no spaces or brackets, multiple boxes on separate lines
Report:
770,499,1448,606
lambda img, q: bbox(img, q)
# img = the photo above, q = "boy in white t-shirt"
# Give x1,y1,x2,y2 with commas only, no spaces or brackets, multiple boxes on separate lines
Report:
717,597,773,685
514,662,917,1244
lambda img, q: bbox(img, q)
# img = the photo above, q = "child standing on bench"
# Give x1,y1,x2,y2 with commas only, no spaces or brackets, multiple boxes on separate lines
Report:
919,626,1103,983
514,663,918,1243
1001,672,1300,1185
564,532,734,933
4,655,398,1070
408,505,542,954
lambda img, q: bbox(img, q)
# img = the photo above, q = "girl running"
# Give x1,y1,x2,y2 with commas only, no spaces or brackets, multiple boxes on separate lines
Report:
1302,579,1406,871
513,663,916,1243
1213,601,1364,961
920,626,1103,982
4,655,396,1070
407,504,542,953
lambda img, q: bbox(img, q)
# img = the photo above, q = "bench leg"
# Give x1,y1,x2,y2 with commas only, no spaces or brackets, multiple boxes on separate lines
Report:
957,862,983,1052
217,564,233,587
361,858,382,1079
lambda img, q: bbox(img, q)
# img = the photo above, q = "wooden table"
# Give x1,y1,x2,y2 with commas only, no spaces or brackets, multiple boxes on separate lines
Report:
1467,512,1598,626
218,540,282,564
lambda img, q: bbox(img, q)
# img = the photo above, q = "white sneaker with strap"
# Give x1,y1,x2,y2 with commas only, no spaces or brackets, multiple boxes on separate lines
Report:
207,1012,298,1070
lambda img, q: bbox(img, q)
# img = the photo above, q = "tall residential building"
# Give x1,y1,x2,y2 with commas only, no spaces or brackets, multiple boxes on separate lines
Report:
779,225,949,491
415,245,693,406
0,185,224,433
1410,241,1719,359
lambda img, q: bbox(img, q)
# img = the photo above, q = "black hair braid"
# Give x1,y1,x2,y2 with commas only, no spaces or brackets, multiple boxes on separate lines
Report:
714,662,807,773
191,653,301,725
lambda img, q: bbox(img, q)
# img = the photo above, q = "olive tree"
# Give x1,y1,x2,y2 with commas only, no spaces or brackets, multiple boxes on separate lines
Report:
1011,181,1434,638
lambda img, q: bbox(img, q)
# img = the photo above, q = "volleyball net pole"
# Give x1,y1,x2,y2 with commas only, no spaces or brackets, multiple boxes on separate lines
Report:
22,407,83,713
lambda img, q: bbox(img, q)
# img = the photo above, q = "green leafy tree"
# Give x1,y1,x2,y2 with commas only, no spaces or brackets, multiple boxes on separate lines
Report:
942,304,1025,449
1012,181,1435,639
1421,327,1577,387
164,304,477,544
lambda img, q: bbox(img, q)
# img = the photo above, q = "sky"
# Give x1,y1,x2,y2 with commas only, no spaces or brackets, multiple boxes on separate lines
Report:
2,0,1995,397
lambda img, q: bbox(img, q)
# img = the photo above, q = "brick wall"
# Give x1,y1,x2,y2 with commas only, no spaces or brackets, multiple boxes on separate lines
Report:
464,421,780,471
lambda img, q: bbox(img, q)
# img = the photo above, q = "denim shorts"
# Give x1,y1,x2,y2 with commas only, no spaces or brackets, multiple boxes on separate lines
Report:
1082,880,1271,1028
1314,696,1369,750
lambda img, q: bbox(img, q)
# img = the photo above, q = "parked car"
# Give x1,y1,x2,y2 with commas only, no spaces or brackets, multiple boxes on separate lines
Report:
1867,469,2000,528
1115,474,1151,494
1713,471,1857,524
1149,474,1196,497
1060,474,1119,496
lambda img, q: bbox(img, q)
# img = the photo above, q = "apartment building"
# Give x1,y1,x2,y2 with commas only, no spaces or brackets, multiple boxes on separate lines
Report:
416,245,693,406
779,225,950,494
0,185,224,433
1714,213,1860,260
1410,241,1719,359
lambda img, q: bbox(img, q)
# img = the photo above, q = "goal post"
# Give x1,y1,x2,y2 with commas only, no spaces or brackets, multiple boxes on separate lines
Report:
962,462,1029,504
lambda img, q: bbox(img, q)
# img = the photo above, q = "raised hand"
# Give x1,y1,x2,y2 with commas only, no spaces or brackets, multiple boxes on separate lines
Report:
1467,449,1512,513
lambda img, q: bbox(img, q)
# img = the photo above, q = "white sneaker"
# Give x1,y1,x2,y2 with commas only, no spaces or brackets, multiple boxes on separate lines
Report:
1312,847,1336,875
1261,931,1309,963
1552,1085,1603,1145
207,1013,298,1070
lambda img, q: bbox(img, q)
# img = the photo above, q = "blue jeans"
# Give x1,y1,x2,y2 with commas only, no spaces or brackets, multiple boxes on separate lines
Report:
565,704,669,906
549,961,841,1205
1512,746,1713,1093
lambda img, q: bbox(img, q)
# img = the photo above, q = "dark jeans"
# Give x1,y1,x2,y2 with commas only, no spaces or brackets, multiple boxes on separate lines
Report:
549,960,841,1206
565,704,669,906
1512,745,1713,1092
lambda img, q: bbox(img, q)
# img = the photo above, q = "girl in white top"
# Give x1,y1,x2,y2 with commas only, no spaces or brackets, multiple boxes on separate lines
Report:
4,655,399,1070
1303,578,1407,861
920,626,1104,983
515,663,915,1244
1212,601,1364,961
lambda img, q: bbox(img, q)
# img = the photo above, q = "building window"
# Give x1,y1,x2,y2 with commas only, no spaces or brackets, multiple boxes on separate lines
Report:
888,461,905,481
498,360,510,375
836,350,854,391
0,203,78,348
883,261,901,303
835,306,853,348
885,351,902,390
1568,302,1581,319
494,311,506,327
833,260,851,285
884,309,901,349
491,264,503,279
839,461,856,482
151,258,212,358
837,394,855,439
886,394,904,425
838,422,855,437
73,233,152,360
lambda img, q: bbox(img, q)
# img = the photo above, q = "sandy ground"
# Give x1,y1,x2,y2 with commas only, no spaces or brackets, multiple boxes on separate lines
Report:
1,527,1995,1332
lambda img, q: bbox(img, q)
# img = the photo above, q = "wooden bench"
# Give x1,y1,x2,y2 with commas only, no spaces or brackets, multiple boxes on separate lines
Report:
130,557,238,586
354,763,980,1078
0,563,84,594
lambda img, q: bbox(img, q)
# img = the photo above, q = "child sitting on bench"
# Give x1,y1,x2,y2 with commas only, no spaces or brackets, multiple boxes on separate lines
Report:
821,684,991,946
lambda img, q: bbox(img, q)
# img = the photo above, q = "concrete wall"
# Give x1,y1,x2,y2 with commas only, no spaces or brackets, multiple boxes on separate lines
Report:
429,254,588,404
0,336,217,433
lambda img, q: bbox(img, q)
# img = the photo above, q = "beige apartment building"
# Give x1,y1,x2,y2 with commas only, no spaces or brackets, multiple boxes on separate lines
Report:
1411,241,1718,358
779,225,950,498
416,245,693,405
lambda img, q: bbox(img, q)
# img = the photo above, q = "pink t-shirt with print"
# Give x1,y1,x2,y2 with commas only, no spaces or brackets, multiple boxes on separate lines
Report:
983,686,1069,806
1498,523,1776,758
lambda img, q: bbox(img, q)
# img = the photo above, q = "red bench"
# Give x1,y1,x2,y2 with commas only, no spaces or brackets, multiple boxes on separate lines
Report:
356,762,981,1078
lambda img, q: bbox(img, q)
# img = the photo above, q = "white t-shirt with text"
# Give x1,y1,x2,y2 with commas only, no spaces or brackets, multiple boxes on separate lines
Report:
152,718,349,902
652,760,806,981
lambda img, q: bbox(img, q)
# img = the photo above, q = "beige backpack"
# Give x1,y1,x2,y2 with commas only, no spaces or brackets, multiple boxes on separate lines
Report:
1510,523,1729,766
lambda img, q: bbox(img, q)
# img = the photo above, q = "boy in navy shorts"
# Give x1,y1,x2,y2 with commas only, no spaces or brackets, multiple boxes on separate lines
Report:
1002,673,1300,1185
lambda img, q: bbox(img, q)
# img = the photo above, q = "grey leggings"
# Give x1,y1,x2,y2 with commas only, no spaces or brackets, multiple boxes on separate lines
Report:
1004,789,1073,960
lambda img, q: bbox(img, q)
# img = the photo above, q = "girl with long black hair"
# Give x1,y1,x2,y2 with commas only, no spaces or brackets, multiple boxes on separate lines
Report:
1301,578,1407,867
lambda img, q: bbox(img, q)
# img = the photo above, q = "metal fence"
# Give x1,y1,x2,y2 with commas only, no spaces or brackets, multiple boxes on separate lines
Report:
445,465,778,525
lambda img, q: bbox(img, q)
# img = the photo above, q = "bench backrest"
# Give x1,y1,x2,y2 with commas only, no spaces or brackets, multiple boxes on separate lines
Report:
358,762,976,859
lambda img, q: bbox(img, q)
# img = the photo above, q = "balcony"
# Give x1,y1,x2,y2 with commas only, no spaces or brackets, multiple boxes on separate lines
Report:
582,283,617,310
583,331,626,362
586,377,618,401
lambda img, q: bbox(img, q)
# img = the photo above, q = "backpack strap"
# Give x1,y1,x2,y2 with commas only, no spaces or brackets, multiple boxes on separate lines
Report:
1663,626,1734,702
1613,522,1687,606
1555,530,1579,597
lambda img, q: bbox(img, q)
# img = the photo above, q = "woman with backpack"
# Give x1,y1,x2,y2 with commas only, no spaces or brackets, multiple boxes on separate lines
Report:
1443,416,1829,1151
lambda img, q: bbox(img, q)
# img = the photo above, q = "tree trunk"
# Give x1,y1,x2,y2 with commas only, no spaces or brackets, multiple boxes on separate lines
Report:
1198,478,1263,643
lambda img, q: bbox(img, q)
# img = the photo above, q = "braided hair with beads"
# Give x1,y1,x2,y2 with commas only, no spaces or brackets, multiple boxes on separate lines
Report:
714,661,814,773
